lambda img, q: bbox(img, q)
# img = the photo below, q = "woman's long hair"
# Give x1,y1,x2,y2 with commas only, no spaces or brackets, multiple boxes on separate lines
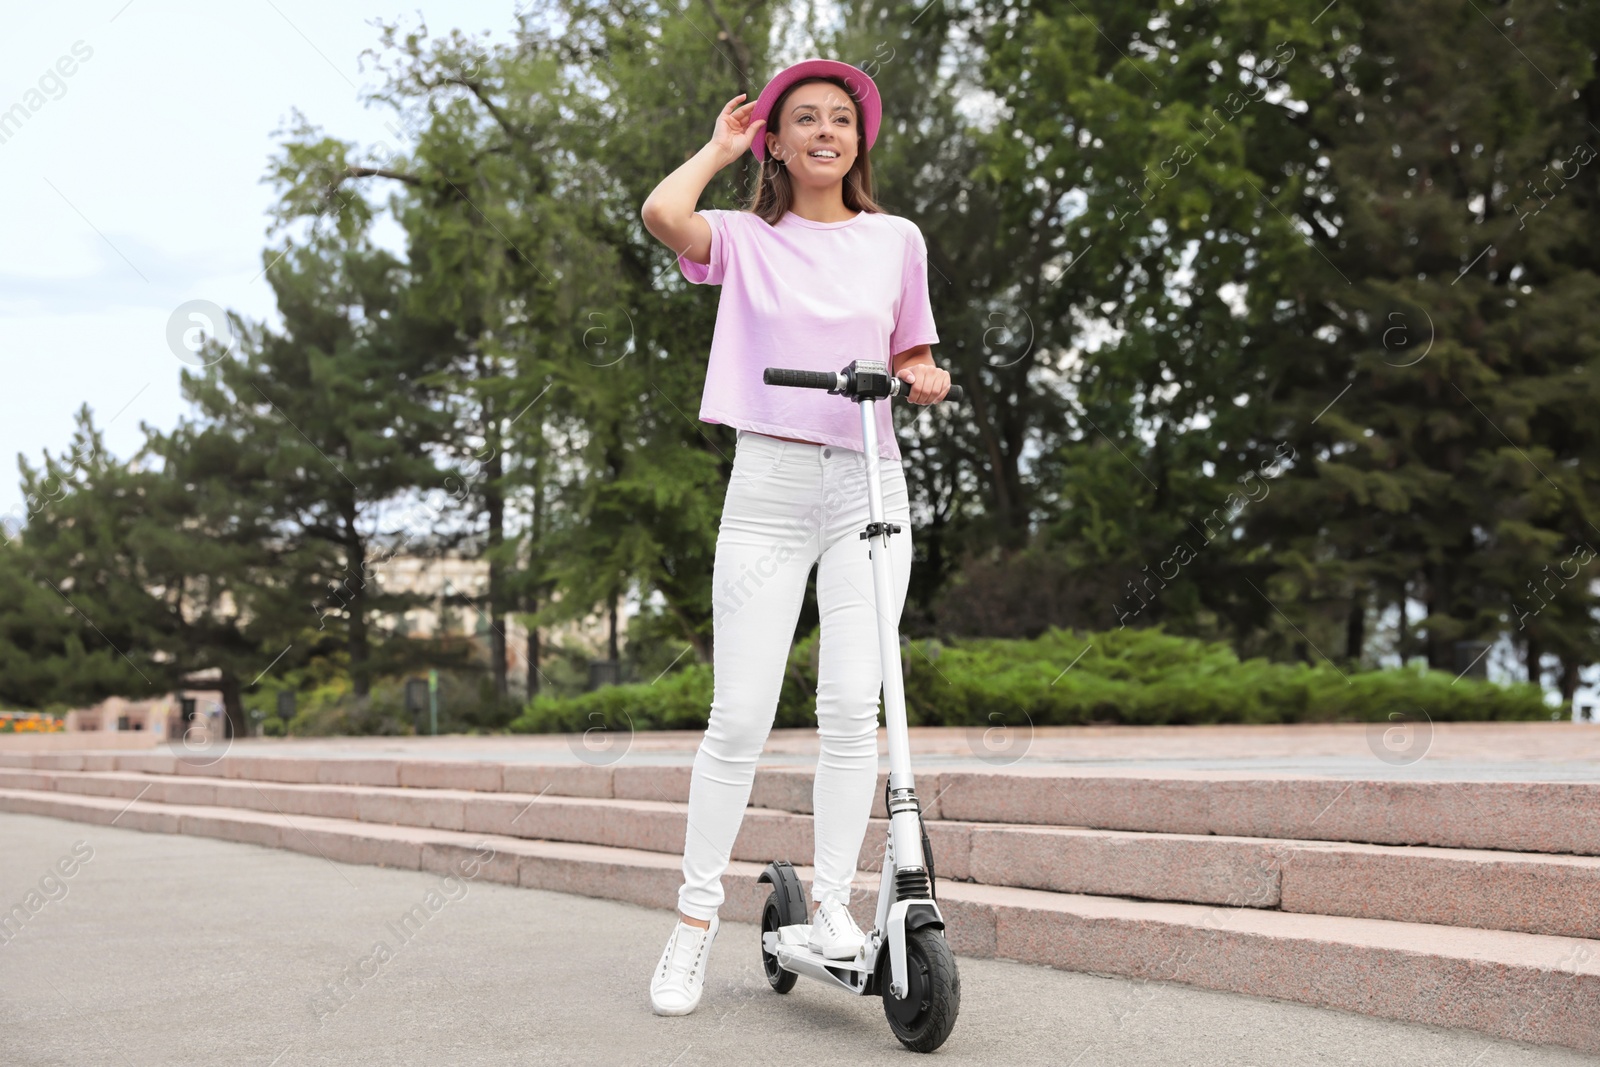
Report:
749,75,885,226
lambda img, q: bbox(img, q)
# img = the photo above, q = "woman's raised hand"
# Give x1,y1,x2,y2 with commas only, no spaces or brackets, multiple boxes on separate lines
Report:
709,93,765,165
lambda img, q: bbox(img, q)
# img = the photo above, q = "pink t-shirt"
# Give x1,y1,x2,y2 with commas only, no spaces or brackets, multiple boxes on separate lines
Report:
676,208,940,461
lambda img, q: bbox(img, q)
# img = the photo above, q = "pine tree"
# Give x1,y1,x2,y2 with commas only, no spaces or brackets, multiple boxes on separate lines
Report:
176,217,457,703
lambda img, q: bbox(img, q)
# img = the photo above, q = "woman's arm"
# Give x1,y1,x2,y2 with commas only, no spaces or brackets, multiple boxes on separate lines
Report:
891,345,933,375
641,94,765,265
889,224,946,403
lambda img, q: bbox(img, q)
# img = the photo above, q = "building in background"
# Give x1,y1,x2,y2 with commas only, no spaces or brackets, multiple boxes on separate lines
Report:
368,553,630,695
64,687,226,739
55,555,640,735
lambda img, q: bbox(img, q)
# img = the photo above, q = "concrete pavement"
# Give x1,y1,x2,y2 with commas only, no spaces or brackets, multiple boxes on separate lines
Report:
1,811,1589,1067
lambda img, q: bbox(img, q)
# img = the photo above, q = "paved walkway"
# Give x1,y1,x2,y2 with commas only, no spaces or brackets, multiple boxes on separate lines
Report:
0,812,1588,1066
65,721,1600,781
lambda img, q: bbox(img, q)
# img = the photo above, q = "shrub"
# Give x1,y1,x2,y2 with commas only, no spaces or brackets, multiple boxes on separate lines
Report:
512,661,715,734
900,626,1547,726
509,624,1548,733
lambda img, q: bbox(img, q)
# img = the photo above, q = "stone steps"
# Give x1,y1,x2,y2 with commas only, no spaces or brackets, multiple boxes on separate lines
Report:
5,751,1597,854
3,766,1597,941
2,784,1596,1054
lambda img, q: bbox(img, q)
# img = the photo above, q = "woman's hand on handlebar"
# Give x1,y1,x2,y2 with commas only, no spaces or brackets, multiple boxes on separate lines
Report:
708,93,766,166
897,363,952,404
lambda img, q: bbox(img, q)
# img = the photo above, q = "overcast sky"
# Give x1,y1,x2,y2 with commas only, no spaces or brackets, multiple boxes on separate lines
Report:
0,1,526,521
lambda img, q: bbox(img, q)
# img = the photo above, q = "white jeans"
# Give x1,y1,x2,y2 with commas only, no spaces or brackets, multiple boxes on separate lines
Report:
675,428,913,921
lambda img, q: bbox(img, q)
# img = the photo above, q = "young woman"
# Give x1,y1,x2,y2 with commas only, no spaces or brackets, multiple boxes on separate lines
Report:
638,57,950,1016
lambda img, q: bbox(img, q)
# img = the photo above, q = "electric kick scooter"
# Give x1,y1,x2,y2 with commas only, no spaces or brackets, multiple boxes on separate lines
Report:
755,358,965,1054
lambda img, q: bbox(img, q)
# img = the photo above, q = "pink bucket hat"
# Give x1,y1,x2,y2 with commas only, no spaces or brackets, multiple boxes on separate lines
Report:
749,58,882,162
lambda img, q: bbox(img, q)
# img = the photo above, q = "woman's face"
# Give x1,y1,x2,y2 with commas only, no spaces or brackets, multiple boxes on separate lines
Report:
764,80,859,187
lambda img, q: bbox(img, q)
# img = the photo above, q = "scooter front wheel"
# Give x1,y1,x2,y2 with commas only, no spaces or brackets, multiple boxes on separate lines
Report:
881,926,960,1052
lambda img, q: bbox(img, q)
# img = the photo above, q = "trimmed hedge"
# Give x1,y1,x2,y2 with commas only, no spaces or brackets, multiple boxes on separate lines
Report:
508,625,1549,734
513,658,719,734
898,626,1547,726
502,627,1548,735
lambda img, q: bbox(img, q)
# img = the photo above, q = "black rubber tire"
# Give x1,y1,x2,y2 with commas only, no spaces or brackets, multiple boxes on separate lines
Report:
881,926,961,1052
760,890,798,993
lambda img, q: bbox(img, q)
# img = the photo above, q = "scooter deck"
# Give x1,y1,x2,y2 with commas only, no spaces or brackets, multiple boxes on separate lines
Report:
764,923,875,974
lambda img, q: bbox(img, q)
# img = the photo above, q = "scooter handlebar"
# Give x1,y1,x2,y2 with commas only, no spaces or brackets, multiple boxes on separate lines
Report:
762,366,964,403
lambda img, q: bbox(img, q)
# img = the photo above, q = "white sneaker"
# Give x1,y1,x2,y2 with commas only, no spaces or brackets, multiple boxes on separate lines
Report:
808,899,865,960
650,915,719,1016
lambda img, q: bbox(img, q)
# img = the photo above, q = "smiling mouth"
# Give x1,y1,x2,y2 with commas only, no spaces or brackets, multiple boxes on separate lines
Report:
808,149,841,162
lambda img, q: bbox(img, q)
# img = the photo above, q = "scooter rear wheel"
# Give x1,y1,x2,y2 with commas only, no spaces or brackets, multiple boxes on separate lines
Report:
759,889,799,993
881,926,960,1053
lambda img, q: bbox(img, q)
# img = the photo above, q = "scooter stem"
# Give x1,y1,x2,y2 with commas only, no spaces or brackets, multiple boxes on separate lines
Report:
858,393,925,871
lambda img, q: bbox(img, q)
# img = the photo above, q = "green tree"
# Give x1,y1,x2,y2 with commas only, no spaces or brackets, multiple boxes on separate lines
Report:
178,212,457,703
973,0,1600,705
1234,0,1600,690
0,431,154,712
5,409,307,733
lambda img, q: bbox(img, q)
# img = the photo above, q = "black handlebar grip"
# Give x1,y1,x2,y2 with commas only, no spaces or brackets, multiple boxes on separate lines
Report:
905,382,965,403
763,368,838,390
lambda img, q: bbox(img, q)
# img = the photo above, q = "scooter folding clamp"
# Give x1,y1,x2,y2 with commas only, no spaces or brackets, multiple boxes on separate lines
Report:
860,521,902,541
